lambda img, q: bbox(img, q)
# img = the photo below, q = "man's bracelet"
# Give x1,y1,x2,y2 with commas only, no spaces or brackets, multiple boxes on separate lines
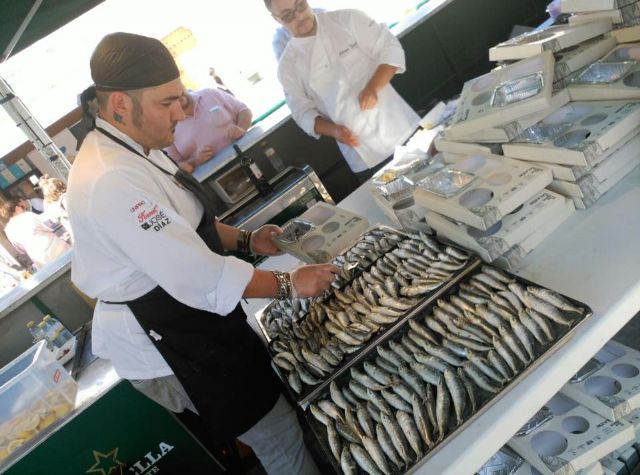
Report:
273,271,293,300
237,229,253,255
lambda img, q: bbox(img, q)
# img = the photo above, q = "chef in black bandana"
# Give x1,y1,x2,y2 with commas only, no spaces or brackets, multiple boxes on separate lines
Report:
68,32,335,474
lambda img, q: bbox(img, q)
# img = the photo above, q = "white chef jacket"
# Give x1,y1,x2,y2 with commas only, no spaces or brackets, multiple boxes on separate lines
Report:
278,9,420,173
4,212,71,268
67,118,254,379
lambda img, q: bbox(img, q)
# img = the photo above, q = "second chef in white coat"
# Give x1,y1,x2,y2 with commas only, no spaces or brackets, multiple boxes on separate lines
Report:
267,0,420,182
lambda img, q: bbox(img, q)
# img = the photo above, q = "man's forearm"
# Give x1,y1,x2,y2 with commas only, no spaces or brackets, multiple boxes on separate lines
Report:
215,221,242,251
366,64,398,92
314,116,337,138
243,269,279,298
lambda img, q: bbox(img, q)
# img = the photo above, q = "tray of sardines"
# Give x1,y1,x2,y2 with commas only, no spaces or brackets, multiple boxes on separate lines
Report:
303,265,593,475
258,225,479,406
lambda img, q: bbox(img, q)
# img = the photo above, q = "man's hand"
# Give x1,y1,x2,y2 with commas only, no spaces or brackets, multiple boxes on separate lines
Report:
290,264,339,298
226,124,247,140
250,225,284,256
333,125,360,147
179,161,194,173
359,85,379,110
197,145,216,164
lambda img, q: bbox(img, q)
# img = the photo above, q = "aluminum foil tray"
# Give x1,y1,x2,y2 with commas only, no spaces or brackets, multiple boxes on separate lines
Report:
257,227,479,406
572,61,636,84
301,265,594,475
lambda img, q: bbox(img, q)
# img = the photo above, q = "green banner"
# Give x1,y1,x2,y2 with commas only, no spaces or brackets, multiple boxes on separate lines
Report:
4,381,224,475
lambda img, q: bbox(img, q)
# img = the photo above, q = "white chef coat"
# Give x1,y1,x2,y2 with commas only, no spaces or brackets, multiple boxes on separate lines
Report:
278,9,420,173
4,212,71,268
67,118,255,379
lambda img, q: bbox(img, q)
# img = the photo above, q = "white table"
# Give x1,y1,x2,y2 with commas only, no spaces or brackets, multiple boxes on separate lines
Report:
243,166,640,475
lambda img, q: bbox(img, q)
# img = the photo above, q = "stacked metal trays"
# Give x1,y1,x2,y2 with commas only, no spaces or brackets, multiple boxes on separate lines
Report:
302,265,593,475
256,225,480,407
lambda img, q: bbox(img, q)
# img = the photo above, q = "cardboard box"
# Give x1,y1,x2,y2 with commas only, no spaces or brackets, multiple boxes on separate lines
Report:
508,392,634,474
561,0,636,13
14,159,31,174
434,135,503,156
548,139,640,198
601,455,628,475
610,25,640,43
569,10,624,25
414,152,552,230
515,461,604,475
502,101,640,166
533,131,640,181
449,89,571,143
427,189,570,261
489,20,613,62
273,203,370,263
620,2,640,25
494,198,575,271
568,62,640,101
573,156,640,208
445,52,557,140
554,36,617,83
562,341,640,421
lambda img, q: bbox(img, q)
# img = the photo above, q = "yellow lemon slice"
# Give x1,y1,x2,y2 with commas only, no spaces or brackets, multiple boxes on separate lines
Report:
38,412,58,431
6,438,25,454
53,403,72,418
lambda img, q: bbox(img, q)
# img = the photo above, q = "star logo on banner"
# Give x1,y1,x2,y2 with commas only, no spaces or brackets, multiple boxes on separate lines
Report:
86,447,126,475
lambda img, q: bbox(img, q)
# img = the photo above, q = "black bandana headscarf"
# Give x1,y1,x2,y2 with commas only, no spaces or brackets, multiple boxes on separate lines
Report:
76,32,180,149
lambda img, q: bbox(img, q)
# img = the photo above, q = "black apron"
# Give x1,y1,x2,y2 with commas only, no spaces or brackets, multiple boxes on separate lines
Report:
96,127,280,442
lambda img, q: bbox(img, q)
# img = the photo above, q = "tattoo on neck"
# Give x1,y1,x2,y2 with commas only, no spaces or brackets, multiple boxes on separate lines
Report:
113,112,124,123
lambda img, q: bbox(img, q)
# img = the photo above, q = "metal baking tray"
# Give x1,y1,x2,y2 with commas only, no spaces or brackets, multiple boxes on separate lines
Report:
257,226,480,407
302,266,594,475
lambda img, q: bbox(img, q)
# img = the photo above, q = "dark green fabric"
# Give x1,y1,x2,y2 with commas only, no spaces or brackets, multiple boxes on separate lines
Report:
0,0,103,60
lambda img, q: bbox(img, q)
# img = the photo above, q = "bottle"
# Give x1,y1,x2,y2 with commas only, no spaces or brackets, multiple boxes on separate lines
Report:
37,321,55,350
234,144,273,197
27,320,42,344
43,315,73,347
265,147,285,173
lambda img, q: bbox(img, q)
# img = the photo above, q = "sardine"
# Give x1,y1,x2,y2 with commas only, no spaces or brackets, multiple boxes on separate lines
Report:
376,356,400,375
298,365,322,385
356,403,376,438
362,435,392,475
527,286,584,314
420,340,464,366
381,389,413,412
410,362,443,386
349,380,370,401
401,335,422,355
523,291,573,326
345,406,365,440
436,378,450,441
527,308,555,342
517,309,548,345
389,340,415,364
320,347,340,367
273,352,297,371
412,393,435,449
492,337,519,374
377,346,405,368
364,361,398,386
467,350,505,384
451,294,477,314
391,382,417,405
498,290,524,313
414,354,451,373
350,368,387,395
367,401,382,424
326,422,342,463
498,325,531,365
444,368,467,426
397,410,423,460
376,423,404,470
350,443,384,475
330,381,351,411
367,388,393,416
381,412,412,465
456,367,478,414
340,446,358,475
408,320,439,344
462,361,500,393
481,265,514,284
310,403,332,425
318,399,344,421
487,350,512,380
401,282,442,297
509,315,536,361
342,385,359,405
472,272,508,291
288,371,302,394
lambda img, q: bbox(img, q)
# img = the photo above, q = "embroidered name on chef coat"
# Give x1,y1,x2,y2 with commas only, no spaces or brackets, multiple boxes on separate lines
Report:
130,199,172,232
